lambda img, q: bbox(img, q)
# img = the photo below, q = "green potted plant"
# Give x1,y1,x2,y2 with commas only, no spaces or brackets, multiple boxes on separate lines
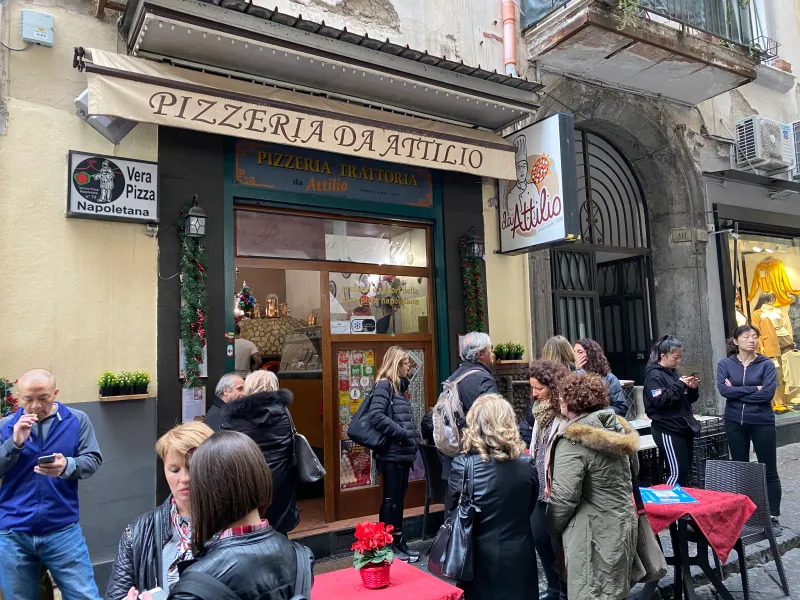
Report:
494,343,508,361
133,371,151,395
98,371,119,397
352,522,395,589
118,371,133,396
512,343,526,360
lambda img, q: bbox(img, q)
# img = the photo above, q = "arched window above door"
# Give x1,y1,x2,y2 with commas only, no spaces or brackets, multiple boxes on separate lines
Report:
575,130,648,249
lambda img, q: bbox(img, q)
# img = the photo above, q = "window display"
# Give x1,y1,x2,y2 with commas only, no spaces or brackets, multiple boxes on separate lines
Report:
330,273,430,334
728,234,800,410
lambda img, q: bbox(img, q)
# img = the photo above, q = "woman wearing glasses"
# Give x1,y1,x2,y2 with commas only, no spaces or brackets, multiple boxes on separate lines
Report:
106,422,214,600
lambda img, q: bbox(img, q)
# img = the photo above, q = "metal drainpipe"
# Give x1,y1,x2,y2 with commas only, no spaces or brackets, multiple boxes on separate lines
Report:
502,0,519,77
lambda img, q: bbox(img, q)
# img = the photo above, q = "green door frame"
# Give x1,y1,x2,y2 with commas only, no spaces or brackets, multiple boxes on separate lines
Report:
222,139,451,385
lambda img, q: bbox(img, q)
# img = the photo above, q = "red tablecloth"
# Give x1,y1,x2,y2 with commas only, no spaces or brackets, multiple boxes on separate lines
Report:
311,560,463,600
643,486,756,562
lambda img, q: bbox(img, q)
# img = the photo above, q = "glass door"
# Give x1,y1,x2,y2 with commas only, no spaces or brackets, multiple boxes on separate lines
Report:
235,207,436,522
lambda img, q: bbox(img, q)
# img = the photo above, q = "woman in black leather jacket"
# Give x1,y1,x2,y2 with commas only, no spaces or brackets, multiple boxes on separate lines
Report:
134,431,313,600
368,346,419,563
219,370,299,535
106,422,213,600
448,393,538,600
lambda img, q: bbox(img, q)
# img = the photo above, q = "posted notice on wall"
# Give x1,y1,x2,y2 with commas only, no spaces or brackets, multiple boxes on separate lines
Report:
182,386,206,423
66,150,158,223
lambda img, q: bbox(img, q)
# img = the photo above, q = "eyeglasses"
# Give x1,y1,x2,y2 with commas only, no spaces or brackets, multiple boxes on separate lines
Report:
184,447,198,469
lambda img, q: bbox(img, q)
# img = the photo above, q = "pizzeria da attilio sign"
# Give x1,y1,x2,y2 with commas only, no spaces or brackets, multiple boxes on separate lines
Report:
66,151,159,223
499,113,580,254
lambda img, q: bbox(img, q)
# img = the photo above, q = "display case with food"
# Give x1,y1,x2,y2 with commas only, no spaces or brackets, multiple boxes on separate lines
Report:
278,326,323,375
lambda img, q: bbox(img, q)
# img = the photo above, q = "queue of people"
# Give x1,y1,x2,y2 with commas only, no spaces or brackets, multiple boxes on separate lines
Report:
0,323,785,600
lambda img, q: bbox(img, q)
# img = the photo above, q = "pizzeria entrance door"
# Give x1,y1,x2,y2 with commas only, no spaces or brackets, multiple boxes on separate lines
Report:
233,206,438,527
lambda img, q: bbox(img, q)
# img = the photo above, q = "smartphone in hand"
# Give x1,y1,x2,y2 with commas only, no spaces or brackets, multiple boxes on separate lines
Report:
37,454,57,466
140,588,168,600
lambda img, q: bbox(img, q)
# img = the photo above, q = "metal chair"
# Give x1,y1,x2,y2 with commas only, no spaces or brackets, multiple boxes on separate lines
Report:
418,443,447,540
703,460,790,598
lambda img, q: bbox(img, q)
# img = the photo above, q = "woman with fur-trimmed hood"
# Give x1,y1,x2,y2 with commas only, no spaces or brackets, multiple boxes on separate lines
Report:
546,373,639,600
219,370,299,535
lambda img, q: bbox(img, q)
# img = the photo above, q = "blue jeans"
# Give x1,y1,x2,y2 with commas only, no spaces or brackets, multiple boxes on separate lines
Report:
0,523,101,600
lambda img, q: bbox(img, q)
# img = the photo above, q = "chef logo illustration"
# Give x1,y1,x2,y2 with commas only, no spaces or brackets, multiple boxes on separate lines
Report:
502,131,563,240
72,157,125,204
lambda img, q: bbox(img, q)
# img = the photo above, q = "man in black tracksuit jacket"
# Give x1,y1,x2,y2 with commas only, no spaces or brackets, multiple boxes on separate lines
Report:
643,364,700,486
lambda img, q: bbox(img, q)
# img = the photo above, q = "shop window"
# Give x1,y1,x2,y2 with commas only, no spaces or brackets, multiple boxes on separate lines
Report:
236,210,428,267
329,273,430,335
729,234,800,412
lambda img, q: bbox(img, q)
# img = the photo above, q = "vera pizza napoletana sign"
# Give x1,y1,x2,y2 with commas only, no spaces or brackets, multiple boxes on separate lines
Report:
499,113,579,254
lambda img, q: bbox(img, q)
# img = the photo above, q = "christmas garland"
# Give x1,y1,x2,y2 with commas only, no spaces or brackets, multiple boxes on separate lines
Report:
1,378,17,417
178,206,208,389
459,234,488,333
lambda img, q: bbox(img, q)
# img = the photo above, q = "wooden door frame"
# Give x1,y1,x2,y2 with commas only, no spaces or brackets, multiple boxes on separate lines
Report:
232,205,438,522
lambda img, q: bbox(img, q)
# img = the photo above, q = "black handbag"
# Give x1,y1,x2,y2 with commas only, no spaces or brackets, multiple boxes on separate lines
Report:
427,454,480,582
287,409,326,484
346,381,391,450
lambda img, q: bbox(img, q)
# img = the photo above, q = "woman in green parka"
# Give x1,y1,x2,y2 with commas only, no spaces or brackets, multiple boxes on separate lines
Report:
546,373,640,600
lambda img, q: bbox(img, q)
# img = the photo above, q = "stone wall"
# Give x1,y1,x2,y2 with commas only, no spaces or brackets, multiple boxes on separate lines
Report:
493,361,530,421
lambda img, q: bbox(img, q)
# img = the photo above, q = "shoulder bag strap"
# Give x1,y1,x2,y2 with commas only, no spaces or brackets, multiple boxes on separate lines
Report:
290,542,313,600
153,506,164,588
453,369,483,385
171,570,242,600
630,459,645,515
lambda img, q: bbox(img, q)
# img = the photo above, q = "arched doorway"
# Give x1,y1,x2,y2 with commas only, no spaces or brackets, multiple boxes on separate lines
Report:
552,129,654,383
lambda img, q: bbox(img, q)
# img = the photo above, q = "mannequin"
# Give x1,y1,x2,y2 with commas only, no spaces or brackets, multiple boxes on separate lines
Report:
752,292,792,410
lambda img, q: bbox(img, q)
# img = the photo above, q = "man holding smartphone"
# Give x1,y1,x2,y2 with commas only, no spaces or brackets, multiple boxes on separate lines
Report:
0,369,103,600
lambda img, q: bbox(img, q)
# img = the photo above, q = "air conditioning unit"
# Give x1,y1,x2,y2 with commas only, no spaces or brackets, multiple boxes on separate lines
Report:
792,120,800,180
734,116,795,173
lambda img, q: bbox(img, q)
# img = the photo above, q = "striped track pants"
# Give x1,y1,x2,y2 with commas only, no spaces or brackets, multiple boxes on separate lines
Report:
652,429,694,487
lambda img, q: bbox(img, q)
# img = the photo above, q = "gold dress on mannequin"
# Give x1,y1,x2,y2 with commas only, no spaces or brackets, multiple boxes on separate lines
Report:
752,303,793,410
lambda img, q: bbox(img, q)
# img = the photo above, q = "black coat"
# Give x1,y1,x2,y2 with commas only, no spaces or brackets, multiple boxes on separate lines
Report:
447,361,499,413
220,390,299,534
448,452,538,600
168,527,314,600
105,496,172,600
203,397,226,431
643,364,700,439
368,379,418,465
518,402,534,447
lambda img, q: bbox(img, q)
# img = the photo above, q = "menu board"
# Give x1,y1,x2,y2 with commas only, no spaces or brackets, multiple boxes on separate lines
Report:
338,349,376,440
340,440,377,490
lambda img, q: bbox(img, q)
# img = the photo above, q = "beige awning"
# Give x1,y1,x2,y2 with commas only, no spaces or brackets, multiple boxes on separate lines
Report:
81,49,516,180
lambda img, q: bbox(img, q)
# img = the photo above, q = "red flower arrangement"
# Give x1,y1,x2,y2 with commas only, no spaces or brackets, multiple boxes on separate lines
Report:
1,379,18,418
352,521,395,570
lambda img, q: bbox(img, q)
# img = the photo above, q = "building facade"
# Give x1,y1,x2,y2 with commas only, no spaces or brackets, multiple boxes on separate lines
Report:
519,0,800,429
0,0,539,583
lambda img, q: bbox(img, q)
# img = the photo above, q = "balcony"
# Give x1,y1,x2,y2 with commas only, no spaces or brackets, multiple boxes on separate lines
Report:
521,0,761,105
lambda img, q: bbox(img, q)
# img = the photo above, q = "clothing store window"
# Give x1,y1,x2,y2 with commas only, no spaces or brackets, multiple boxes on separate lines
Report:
729,233,800,411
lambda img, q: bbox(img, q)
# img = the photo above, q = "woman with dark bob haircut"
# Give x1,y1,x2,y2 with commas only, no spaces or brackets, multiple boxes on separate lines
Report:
131,432,313,600
573,339,628,416
546,374,639,600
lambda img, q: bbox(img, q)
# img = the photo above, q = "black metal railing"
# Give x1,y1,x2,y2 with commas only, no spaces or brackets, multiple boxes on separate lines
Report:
521,0,758,50
639,0,754,47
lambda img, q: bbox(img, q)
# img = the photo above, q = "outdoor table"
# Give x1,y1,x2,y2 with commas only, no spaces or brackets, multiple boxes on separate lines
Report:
639,486,756,600
311,560,463,600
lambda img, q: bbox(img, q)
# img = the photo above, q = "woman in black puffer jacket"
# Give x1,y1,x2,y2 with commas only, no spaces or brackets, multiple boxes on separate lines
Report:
368,346,420,563
220,371,299,535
